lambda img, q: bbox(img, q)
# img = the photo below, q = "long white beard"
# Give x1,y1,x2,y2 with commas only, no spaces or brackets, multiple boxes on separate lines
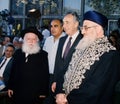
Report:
76,35,97,51
22,42,40,54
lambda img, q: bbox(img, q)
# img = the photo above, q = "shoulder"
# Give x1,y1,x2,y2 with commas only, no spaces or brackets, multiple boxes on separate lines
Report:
45,35,53,41
101,50,120,63
59,35,68,42
13,49,23,57
110,50,120,59
105,50,120,57
39,49,48,56
44,36,54,45
14,49,22,54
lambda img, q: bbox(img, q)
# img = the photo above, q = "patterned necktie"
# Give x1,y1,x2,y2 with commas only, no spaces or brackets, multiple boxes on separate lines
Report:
0,58,7,69
63,37,72,59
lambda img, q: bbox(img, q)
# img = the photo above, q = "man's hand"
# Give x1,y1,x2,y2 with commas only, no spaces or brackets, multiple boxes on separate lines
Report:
8,89,13,98
51,82,56,92
56,93,68,104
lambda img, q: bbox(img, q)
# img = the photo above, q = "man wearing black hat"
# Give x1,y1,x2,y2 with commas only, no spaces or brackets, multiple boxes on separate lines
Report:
7,27,49,104
55,11,120,104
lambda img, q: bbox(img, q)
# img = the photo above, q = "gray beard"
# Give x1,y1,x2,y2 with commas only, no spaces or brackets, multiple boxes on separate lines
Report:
76,35,97,51
22,42,40,54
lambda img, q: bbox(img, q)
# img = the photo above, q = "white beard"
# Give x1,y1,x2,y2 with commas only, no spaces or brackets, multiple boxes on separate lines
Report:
22,41,40,54
76,35,97,51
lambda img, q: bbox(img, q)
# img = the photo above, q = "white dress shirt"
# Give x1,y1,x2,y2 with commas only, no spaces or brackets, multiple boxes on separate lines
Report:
43,32,66,74
62,31,80,57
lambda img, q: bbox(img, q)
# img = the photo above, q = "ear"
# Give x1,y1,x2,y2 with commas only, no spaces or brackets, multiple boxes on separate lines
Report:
96,25,101,33
96,26,104,37
75,21,79,29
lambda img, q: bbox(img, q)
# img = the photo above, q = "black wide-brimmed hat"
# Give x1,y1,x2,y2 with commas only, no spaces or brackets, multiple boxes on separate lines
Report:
20,26,43,41
83,11,108,28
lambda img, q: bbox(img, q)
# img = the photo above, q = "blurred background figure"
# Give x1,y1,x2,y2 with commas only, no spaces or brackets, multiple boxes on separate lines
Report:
12,36,23,50
7,13,15,36
41,26,50,47
108,29,120,51
0,36,11,57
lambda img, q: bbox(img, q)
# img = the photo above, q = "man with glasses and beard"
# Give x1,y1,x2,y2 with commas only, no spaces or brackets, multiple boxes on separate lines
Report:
55,11,120,104
7,27,49,104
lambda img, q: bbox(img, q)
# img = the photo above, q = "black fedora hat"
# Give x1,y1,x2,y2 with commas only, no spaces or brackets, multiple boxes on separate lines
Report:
20,26,43,41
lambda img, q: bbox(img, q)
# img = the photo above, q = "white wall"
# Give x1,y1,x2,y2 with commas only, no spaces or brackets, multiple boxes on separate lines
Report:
0,0,10,11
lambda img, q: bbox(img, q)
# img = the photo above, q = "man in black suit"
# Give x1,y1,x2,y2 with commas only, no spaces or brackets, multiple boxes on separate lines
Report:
0,43,15,91
51,11,82,97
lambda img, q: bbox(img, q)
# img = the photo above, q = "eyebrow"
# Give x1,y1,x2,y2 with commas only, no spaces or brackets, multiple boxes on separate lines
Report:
51,24,59,27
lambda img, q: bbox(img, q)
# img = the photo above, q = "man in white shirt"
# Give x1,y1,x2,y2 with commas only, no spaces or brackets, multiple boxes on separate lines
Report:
43,19,66,104
43,19,65,75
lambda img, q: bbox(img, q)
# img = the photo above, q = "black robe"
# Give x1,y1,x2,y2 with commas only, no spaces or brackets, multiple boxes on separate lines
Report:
8,49,49,104
67,51,120,104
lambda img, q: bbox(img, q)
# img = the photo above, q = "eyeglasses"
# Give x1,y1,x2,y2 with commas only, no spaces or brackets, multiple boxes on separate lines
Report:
80,25,97,31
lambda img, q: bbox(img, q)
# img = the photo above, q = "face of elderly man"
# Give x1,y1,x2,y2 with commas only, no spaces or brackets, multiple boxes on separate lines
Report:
22,32,40,54
77,20,105,50
63,14,79,36
80,20,104,40
24,33,39,47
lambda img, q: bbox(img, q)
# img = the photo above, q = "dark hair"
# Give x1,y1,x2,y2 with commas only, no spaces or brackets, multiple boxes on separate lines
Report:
50,18,63,27
6,43,15,51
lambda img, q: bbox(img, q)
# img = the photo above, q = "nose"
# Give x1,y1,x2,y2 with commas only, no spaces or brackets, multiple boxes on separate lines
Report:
63,24,66,31
81,28,86,35
63,23,66,28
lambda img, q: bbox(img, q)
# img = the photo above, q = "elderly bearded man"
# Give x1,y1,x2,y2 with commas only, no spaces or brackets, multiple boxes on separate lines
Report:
8,27,49,104
56,11,120,104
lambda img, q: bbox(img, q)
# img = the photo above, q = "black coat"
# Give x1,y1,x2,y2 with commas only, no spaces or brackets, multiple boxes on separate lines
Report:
3,57,13,89
67,50,120,104
8,49,49,104
0,56,13,90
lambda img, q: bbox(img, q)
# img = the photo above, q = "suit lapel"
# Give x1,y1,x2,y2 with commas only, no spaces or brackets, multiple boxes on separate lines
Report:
57,35,68,59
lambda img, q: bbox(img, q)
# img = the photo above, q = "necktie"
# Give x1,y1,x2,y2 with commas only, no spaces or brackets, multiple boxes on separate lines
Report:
63,37,72,59
0,58,7,69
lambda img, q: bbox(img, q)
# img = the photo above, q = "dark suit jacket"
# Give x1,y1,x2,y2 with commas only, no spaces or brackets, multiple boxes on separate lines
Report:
0,56,13,91
54,33,82,94
3,57,13,88
0,46,4,57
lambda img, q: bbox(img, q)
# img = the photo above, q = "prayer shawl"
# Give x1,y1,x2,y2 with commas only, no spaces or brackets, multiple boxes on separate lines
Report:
63,37,116,95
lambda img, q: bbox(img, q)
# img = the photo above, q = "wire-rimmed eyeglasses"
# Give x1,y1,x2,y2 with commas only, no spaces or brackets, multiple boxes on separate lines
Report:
80,25,97,31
